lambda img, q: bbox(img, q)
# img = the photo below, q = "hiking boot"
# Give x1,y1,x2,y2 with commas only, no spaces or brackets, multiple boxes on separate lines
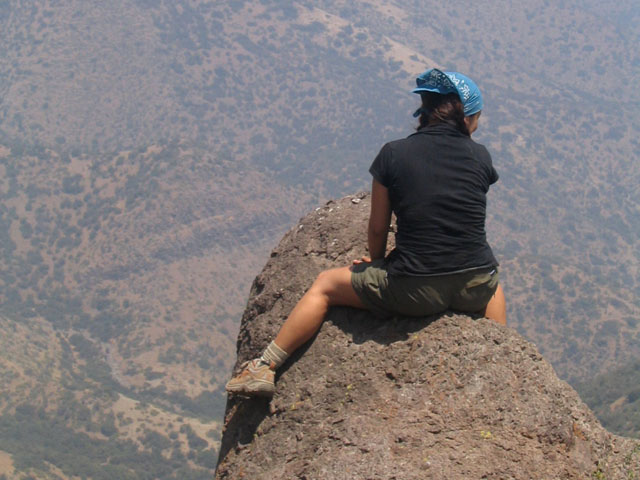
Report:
225,359,276,397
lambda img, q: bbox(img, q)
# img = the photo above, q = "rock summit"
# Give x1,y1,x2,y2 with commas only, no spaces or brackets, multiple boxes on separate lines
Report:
216,194,640,480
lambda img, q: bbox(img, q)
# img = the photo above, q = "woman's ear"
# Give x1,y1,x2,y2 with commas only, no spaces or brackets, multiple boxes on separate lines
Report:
464,113,480,135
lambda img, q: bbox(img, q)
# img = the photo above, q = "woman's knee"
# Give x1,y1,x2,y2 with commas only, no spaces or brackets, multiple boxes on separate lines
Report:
310,267,363,307
311,268,344,294
309,269,330,292
484,284,506,325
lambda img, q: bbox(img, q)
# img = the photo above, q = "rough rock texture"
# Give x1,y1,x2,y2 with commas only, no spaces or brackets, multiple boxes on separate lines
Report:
216,194,640,480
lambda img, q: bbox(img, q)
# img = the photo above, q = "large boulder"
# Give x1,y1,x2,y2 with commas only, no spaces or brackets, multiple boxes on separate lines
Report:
216,194,640,479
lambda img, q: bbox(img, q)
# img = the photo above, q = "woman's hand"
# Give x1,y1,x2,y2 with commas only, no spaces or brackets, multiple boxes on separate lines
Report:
352,256,372,265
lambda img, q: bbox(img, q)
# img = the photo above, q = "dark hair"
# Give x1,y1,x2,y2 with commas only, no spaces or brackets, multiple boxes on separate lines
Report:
416,92,470,136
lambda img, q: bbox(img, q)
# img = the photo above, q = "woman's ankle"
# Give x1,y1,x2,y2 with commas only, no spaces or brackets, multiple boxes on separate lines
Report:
260,341,290,369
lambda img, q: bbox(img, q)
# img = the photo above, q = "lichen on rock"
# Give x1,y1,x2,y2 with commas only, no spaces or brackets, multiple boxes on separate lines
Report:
216,194,640,480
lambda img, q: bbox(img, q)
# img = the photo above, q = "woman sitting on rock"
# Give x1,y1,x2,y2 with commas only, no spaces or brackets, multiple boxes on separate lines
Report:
226,68,506,397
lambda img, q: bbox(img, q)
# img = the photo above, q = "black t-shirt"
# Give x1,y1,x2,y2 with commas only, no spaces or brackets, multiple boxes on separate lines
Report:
370,123,499,276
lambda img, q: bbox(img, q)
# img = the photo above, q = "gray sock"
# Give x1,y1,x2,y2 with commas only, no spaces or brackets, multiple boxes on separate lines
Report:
260,341,289,369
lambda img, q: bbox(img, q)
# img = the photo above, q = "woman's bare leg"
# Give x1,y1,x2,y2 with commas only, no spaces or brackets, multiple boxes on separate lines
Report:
226,266,366,396
483,284,506,326
274,266,365,354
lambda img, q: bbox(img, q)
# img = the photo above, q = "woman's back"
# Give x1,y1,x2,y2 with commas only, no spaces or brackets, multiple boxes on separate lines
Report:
370,122,499,276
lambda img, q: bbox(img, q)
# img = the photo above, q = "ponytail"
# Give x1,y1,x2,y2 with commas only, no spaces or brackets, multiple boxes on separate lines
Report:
416,92,470,136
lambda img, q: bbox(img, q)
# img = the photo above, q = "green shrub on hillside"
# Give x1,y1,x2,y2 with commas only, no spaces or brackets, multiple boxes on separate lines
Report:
576,359,640,438
0,408,213,480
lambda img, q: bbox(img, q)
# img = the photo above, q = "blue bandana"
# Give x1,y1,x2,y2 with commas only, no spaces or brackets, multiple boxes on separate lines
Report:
411,68,483,117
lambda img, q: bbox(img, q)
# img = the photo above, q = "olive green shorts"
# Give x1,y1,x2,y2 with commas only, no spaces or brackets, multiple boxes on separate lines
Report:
351,260,499,318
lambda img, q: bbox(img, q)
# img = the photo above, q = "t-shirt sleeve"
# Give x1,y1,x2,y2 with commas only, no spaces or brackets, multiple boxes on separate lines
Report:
369,142,393,187
478,144,499,185
489,161,499,185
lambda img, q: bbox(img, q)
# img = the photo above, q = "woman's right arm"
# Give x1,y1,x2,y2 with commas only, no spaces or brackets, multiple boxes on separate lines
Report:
367,179,392,260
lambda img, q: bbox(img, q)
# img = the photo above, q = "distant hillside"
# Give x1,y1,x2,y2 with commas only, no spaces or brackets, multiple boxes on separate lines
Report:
0,0,638,477
1,0,637,381
0,314,221,479
576,359,640,439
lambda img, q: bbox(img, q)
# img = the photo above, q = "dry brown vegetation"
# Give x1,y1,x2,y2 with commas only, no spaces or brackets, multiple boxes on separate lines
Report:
0,0,638,477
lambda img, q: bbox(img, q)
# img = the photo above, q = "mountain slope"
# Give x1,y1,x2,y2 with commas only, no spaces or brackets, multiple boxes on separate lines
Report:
0,0,638,476
1,0,637,382
577,359,640,439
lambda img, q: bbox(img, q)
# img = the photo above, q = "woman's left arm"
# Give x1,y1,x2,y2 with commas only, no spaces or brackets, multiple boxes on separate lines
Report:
367,179,392,260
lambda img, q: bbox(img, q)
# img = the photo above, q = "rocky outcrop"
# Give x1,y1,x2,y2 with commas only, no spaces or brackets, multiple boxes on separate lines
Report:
216,194,640,480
